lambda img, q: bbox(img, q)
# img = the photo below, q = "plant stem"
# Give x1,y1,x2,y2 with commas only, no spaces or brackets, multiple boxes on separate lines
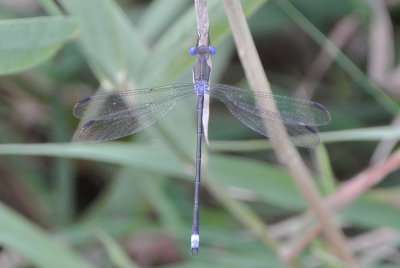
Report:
222,0,358,267
50,86,75,226
194,0,210,46
285,147,400,261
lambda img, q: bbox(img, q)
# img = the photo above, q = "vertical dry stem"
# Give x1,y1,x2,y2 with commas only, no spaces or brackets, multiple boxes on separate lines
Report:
194,0,212,144
222,1,357,267
194,0,210,46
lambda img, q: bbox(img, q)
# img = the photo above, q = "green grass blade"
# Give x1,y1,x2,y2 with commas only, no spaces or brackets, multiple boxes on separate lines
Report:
0,142,308,209
316,145,337,195
49,89,76,226
0,16,80,75
210,126,400,152
0,202,90,268
59,216,153,247
96,230,139,268
139,174,185,233
0,143,188,178
321,126,400,142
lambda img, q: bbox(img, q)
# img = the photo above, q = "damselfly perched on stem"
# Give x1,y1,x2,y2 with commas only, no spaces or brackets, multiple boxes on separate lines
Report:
73,45,330,256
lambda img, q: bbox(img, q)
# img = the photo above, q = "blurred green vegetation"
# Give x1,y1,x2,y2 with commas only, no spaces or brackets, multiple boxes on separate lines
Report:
0,0,399,267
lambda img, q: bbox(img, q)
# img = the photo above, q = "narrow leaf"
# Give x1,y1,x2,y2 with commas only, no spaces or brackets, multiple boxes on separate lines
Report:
0,142,188,178
0,202,90,268
59,0,148,85
96,230,139,268
0,16,80,75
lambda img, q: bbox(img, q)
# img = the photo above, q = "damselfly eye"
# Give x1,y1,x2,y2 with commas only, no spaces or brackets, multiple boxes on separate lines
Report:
208,46,216,55
189,46,197,56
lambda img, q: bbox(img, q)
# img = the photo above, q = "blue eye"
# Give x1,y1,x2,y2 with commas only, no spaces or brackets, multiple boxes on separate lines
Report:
189,46,197,56
208,46,216,55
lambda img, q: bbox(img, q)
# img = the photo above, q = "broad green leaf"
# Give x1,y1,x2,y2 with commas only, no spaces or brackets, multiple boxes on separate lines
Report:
209,154,305,209
59,0,147,86
0,142,307,210
0,16,80,75
38,0,63,15
343,198,400,230
0,202,90,268
138,0,191,41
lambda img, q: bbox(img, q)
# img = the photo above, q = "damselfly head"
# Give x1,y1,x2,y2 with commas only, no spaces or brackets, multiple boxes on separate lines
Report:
189,45,216,57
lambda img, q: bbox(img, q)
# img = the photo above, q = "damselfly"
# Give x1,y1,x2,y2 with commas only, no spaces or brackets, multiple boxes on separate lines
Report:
73,45,330,256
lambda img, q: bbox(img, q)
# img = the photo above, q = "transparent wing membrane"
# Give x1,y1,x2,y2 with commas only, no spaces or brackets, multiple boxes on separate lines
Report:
209,84,331,148
73,84,194,142
73,83,330,147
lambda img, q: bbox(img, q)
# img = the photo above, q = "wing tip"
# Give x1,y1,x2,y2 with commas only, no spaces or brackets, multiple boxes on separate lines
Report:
313,102,327,112
78,96,91,104
71,120,97,143
73,96,92,118
313,102,331,125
